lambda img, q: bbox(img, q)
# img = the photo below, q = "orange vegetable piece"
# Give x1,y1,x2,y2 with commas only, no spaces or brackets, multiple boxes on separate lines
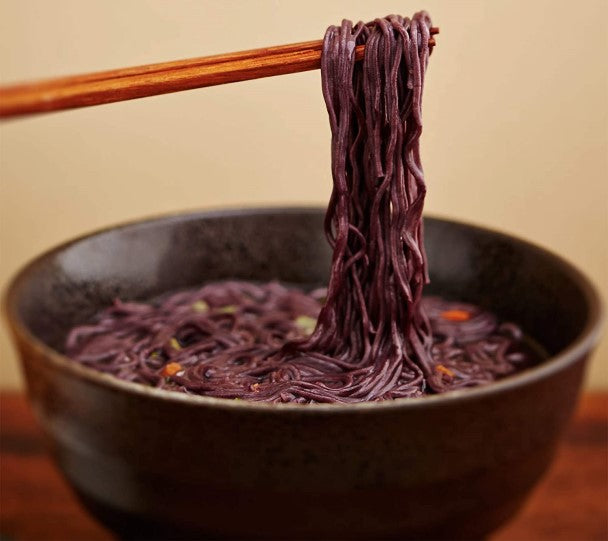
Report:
161,362,183,377
440,309,471,322
436,364,455,378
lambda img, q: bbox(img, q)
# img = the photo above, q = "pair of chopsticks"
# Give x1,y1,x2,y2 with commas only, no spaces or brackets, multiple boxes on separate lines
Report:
0,28,438,119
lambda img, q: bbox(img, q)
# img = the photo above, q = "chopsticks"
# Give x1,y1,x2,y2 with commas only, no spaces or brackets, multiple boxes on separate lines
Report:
0,28,438,119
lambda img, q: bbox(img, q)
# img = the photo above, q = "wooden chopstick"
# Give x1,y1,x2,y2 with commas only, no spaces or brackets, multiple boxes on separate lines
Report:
0,29,438,119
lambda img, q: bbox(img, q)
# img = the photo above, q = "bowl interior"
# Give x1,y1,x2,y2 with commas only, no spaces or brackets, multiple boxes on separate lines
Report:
8,208,598,365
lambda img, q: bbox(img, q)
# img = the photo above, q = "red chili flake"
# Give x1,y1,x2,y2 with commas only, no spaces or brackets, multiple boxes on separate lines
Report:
436,364,455,378
161,362,183,377
440,309,471,322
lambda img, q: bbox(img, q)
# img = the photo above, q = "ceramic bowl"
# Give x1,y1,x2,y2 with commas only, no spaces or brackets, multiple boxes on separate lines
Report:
4,208,603,540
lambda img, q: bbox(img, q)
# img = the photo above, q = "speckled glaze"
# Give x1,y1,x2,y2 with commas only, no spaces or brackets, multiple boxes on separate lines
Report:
4,208,603,540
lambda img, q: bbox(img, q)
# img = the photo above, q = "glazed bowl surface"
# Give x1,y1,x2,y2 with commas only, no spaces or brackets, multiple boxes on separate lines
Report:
4,208,603,540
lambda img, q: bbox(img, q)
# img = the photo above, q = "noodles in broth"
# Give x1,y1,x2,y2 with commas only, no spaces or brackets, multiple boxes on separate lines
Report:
65,12,540,403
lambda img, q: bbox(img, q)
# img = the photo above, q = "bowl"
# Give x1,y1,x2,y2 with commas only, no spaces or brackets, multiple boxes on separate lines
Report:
4,208,603,540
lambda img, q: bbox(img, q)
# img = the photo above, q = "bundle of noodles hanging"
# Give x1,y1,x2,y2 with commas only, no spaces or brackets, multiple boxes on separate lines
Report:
288,13,436,399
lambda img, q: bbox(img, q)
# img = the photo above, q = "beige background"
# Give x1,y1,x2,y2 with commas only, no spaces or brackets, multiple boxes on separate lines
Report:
1,0,606,390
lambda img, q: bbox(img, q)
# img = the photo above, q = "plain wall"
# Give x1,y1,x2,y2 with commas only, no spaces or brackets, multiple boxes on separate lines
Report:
1,0,606,390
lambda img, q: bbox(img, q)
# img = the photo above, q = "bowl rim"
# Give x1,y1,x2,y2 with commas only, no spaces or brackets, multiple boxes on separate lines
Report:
3,206,604,414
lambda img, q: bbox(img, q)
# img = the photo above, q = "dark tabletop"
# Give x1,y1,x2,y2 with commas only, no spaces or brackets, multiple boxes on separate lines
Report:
1,392,606,541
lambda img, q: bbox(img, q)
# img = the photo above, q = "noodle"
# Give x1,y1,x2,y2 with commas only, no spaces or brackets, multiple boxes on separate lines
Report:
65,12,540,403
65,282,536,402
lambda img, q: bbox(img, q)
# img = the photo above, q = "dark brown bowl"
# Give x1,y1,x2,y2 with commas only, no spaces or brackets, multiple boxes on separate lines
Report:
4,208,603,540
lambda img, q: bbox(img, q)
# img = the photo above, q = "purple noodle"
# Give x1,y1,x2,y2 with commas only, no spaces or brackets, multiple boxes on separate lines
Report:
65,13,539,403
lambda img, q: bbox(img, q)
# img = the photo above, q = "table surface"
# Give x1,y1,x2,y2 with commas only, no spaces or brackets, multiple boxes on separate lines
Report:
1,392,606,541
